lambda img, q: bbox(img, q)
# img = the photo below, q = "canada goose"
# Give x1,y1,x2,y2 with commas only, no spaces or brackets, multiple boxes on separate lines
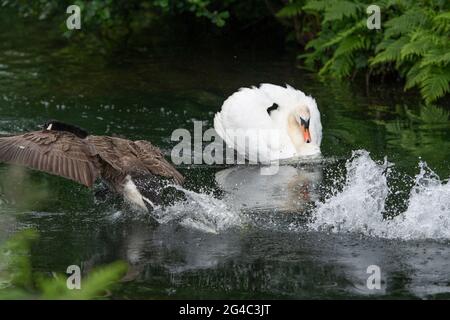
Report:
0,120,184,212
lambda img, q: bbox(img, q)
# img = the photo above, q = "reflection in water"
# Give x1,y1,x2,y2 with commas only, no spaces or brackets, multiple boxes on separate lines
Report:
377,104,450,167
74,218,450,299
215,164,323,213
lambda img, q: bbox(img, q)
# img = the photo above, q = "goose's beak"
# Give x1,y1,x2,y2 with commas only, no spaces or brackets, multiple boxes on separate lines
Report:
302,127,311,143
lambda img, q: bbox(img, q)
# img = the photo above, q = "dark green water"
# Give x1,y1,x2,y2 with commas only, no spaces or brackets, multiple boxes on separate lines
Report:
1,13,449,299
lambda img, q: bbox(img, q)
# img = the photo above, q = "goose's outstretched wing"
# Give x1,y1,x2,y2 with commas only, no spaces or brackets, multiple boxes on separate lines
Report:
87,136,184,185
133,140,184,184
0,131,100,187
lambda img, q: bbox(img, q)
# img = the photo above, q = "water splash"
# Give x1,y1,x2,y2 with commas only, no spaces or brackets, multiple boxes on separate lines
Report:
309,150,450,240
386,162,450,240
153,185,244,234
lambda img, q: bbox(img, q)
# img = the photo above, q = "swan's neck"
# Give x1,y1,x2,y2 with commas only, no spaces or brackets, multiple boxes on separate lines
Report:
287,115,303,152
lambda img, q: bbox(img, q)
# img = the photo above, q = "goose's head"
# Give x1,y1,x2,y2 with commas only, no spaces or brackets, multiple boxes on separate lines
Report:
42,120,89,139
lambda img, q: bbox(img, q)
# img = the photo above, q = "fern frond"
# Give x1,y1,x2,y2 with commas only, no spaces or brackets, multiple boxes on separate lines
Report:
321,20,366,49
434,11,450,21
370,36,409,65
303,0,330,12
334,35,370,57
323,1,362,23
404,63,428,90
419,66,450,103
319,54,354,78
420,49,450,68
400,32,433,59
433,11,450,33
277,1,304,18
384,9,428,38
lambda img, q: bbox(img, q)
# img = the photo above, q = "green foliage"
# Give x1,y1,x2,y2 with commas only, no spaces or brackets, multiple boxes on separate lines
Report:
277,1,305,18
0,230,127,300
4,0,450,104
0,229,38,293
299,0,450,104
377,104,450,164
2,0,238,29
37,261,127,300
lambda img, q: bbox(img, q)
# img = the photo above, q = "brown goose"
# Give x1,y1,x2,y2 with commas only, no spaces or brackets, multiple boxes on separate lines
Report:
0,120,184,212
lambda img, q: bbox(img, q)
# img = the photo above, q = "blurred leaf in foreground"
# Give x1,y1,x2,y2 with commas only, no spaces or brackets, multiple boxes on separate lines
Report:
0,229,127,300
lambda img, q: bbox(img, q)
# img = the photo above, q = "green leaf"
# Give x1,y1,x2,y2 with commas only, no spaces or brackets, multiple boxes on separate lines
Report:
371,37,410,65
384,9,428,38
323,1,362,23
420,49,450,68
39,261,128,300
303,0,329,11
420,67,450,104
277,1,304,18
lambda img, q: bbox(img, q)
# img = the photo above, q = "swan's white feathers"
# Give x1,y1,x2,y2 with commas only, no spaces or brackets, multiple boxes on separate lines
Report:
214,86,293,162
214,84,322,161
260,83,322,146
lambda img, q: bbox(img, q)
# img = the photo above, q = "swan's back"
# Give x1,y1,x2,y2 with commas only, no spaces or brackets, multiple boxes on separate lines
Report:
214,84,322,161
214,86,294,161
259,84,322,146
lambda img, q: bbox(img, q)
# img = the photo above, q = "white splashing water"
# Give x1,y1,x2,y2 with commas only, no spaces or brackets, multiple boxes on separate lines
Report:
153,185,244,234
310,150,450,240
386,162,450,240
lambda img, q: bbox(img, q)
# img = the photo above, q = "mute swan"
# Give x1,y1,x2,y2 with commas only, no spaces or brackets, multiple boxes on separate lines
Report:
214,84,322,162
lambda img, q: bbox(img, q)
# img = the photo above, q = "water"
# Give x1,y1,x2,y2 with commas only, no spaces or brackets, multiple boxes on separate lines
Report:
310,150,450,240
0,12,450,299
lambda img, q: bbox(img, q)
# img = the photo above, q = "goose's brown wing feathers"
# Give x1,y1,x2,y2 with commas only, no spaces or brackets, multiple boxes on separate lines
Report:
134,140,184,184
0,131,100,187
87,136,184,184
86,135,129,172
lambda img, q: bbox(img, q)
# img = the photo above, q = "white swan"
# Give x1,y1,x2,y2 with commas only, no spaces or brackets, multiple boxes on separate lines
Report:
214,84,322,162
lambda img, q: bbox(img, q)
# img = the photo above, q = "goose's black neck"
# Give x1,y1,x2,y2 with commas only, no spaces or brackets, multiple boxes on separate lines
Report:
43,120,89,139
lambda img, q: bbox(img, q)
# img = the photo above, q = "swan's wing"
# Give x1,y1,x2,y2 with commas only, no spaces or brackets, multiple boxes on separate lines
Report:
214,87,292,161
259,83,303,110
260,83,322,146
216,87,275,129
0,131,99,187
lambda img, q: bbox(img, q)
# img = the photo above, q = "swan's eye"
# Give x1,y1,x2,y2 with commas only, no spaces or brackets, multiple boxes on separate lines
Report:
300,117,310,128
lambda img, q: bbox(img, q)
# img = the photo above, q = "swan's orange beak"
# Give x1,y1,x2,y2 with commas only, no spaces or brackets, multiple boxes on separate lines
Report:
300,117,311,143
302,127,311,143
